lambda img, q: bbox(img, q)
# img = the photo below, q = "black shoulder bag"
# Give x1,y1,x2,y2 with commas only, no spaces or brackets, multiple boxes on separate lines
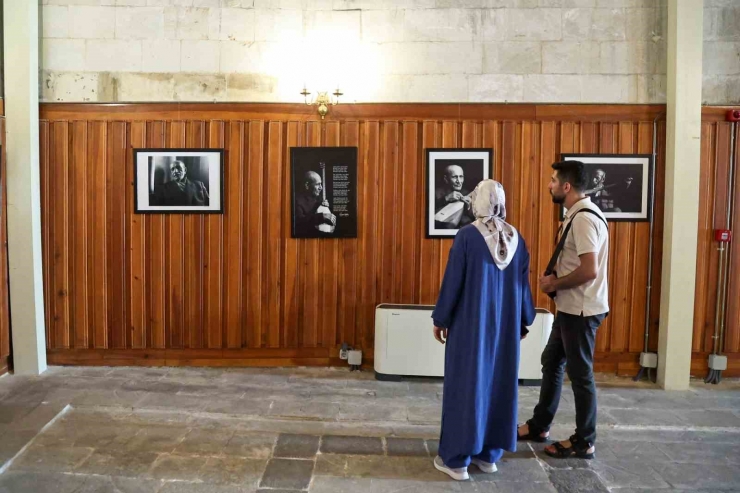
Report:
544,209,608,300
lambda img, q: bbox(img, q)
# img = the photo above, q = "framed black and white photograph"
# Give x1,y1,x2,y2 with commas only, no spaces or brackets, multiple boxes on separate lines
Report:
561,153,653,222
426,148,493,237
290,147,358,238
134,149,224,214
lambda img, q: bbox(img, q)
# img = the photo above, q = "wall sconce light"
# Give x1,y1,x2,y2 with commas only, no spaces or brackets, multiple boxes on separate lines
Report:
301,86,343,119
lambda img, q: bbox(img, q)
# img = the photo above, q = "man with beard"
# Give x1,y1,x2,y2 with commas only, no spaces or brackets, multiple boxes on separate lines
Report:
151,160,209,207
517,160,609,461
295,170,336,236
434,164,474,229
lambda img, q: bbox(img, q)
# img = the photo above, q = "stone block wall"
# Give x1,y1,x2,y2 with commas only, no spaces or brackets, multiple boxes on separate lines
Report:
33,0,738,104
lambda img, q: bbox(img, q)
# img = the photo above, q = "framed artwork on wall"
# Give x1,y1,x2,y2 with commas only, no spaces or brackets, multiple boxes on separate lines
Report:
426,148,494,238
290,146,358,239
133,149,224,214
561,153,654,222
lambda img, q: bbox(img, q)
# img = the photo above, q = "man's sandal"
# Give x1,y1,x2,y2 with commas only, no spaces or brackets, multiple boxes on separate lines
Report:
543,434,595,460
516,423,550,443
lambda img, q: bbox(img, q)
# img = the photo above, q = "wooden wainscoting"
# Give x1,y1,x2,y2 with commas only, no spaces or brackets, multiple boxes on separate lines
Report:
0,117,11,376
692,108,740,376
38,103,668,374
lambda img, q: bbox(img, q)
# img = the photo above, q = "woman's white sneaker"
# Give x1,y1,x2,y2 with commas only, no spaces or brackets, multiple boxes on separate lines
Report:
433,456,469,481
470,458,498,473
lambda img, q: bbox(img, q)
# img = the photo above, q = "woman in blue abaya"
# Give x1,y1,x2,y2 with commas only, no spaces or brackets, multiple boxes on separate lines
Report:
432,179,536,481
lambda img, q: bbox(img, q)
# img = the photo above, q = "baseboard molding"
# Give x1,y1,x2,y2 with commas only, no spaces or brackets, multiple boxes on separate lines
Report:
47,348,375,369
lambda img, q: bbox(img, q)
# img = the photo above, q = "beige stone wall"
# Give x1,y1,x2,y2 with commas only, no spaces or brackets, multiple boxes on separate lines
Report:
35,0,736,104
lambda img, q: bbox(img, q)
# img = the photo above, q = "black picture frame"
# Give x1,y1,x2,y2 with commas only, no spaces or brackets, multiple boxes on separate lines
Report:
290,146,358,239
426,148,494,238
133,148,224,214
560,153,654,222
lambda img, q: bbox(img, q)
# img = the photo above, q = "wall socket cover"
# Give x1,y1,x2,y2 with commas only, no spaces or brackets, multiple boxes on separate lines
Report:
348,350,362,365
339,349,348,360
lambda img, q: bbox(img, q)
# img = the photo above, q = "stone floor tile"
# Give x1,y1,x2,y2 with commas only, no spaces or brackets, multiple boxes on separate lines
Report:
268,401,340,420
407,405,441,424
605,408,688,427
311,476,462,493
314,454,349,476
548,469,610,493
0,404,37,425
149,453,209,481
0,471,87,493
425,439,439,456
385,437,427,457
198,456,266,485
75,476,163,493
204,398,272,416
0,429,39,464
651,462,740,490
274,433,321,458
655,441,740,465
260,458,315,490
159,483,255,493
469,457,549,483
321,435,383,455
222,431,277,458
120,380,184,393
174,428,235,455
590,459,670,490
71,389,147,408
136,393,208,411
480,482,557,493
337,403,407,422
673,409,740,428
123,425,190,453
10,445,94,473
75,450,160,477
343,455,408,479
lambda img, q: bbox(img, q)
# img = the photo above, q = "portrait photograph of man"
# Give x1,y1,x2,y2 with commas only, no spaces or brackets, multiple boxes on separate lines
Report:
561,154,653,222
290,147,358,239
426,149,493,237
134,149,223,214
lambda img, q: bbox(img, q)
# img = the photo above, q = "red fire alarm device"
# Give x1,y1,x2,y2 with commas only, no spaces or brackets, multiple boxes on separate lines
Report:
715,229,732,243
726,109,740,122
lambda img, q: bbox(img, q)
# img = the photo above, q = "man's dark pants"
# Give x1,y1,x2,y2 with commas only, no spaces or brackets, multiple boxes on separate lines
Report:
528,311,607,445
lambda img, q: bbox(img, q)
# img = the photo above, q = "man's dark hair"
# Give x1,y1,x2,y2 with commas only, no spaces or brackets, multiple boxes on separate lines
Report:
551,160,588,191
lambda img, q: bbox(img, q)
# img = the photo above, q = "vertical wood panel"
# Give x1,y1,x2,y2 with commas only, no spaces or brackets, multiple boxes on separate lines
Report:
89,121,108,348
40,122,52,348
205,121,224,349
321,122,340,348
400,121,419,304
246,120,264,348
167,122,186,349
302,121,321,348
265,121,283,348
185,121,205,349
107,122,127,349
283,122,301,347
224,121,244,349
129,122,147,348
147,122,166,349
0,119,9,367
358,121,380,349
52,122,70,349
379,121,400,304
70,122,89,348
338,121,360,348
419,121,440,306
725,124,740,354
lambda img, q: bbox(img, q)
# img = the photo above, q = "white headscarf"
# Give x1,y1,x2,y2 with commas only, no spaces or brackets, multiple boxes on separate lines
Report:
470,180,519,270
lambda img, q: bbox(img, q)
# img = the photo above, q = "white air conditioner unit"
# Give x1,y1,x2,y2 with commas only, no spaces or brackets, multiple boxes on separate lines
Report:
373,304,553,383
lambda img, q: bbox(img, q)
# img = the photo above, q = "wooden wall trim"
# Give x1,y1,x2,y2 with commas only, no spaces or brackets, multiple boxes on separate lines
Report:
702,106,740,122
39,103,665,123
